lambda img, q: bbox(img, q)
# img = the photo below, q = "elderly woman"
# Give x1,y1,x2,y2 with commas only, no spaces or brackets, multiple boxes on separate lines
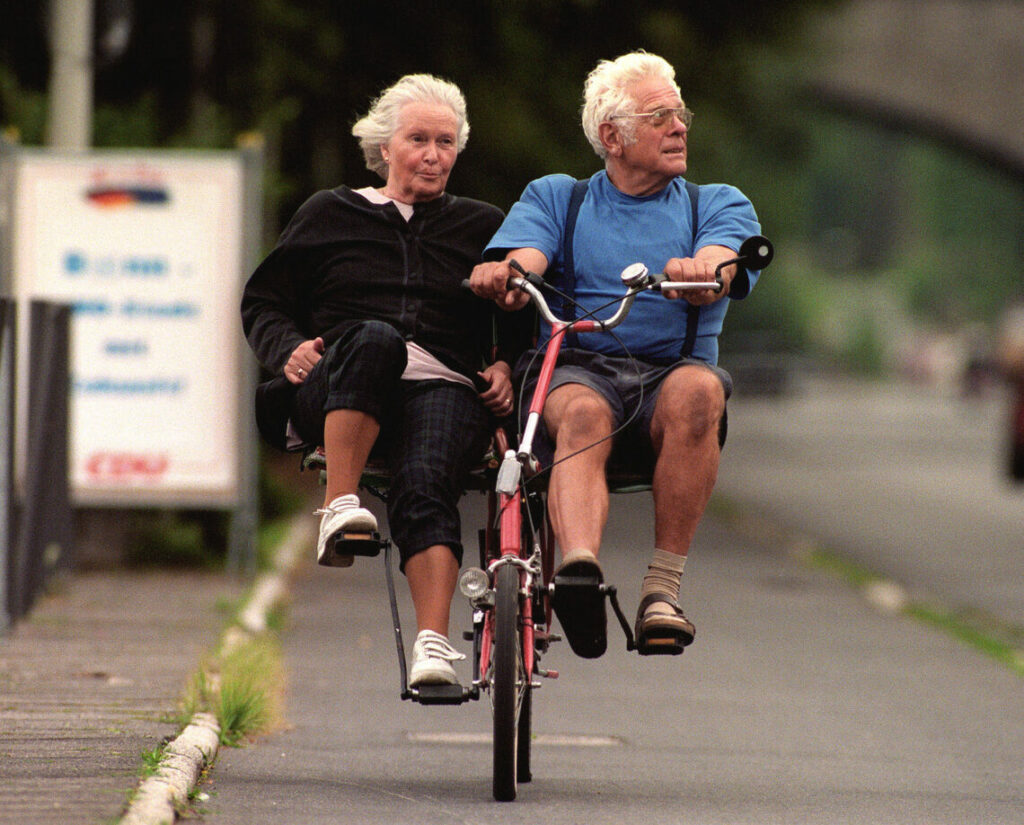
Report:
242,74,526,686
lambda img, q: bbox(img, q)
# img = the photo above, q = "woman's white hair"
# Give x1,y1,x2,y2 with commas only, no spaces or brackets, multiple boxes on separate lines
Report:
581,50,680,158
352,74,470,179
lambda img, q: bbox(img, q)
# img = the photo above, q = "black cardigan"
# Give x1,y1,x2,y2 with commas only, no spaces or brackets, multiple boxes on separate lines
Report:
241,186,532,382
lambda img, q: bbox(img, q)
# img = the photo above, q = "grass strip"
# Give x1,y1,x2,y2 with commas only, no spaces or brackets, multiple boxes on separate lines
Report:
905,603,1024,678
712,496,1024,679
805,545,1024,678
122,509,304,821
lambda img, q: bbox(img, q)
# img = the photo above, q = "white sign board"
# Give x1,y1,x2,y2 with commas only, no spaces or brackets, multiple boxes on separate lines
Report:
9,150,248,505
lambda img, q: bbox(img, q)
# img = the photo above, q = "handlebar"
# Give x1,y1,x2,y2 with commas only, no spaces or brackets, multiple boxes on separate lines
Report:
506,260,642,330
651,235,776,294
464,235,774,331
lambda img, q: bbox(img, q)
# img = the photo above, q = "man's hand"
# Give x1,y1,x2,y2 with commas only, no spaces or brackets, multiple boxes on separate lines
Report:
661,245,737,306
469,248,548,311
469,261,530,310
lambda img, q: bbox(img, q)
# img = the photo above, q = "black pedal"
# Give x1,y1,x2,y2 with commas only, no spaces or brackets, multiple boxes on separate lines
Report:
332,531,386,558
413,684,470,705
551,574,602,591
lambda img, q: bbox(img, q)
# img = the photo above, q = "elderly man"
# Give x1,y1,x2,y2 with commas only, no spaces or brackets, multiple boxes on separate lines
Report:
469,50,763,659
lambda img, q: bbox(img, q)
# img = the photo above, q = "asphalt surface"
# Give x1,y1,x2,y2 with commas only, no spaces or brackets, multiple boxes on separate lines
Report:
203,493,1022,824
717,374,1023,627
0,376,1020,823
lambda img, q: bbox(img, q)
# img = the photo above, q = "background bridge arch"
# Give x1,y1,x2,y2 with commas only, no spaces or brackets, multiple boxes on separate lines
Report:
804,0,1024,182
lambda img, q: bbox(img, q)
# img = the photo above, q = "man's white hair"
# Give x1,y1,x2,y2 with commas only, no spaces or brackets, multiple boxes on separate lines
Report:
580,50,681,158
352,74,470,179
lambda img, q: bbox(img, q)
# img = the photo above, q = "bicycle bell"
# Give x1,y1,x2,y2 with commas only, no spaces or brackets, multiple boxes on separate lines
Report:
620,262,649,288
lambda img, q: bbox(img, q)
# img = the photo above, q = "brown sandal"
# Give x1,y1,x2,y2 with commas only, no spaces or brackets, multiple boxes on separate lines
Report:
634,593,695,656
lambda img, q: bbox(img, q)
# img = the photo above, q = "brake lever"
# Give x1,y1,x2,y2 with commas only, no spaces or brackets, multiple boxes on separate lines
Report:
508,259,546,289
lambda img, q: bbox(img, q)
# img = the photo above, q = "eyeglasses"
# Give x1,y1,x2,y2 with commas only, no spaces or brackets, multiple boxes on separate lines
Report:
610,106,693,129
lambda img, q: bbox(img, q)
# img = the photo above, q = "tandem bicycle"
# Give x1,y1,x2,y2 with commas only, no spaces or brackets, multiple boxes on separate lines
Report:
304,235,774,801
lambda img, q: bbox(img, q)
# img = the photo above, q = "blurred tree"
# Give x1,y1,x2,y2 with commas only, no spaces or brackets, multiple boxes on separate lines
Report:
0,0,838,232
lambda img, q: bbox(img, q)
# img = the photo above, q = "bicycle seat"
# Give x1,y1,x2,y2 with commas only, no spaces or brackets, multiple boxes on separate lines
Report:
301,437,504,495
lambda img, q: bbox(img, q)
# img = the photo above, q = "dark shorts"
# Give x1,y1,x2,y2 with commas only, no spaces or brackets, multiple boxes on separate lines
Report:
513,347,731,474
289,321,490,569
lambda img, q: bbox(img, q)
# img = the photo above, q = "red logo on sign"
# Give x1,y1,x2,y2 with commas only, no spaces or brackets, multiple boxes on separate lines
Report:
85,452,169,481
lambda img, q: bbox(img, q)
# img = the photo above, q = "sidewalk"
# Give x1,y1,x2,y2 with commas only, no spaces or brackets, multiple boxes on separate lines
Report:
0,569,244,825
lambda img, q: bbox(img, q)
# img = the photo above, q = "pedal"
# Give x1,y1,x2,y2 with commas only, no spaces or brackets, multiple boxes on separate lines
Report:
413,684,472,705
550,573,607,659
332,531,386,558
551,574,602,591
635,636,687,656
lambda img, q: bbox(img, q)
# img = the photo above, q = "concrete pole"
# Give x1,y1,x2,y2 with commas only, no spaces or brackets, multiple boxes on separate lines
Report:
46,0,94,149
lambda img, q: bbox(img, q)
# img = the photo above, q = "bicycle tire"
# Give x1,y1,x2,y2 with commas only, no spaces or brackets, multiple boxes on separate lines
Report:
492,562,522,801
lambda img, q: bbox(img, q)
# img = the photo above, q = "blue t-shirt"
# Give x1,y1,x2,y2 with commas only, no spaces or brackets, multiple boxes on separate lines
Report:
484,171,761,364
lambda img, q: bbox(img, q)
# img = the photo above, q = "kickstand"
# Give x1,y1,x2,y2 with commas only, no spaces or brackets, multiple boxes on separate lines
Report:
382,540,412,698
603,584,637,651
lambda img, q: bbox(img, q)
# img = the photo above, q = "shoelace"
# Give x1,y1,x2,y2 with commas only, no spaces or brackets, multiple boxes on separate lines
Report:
313,494,361,517
417,633,466,662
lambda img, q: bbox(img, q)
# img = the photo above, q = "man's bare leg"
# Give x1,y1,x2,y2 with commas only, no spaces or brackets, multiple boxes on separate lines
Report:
543,383,614,558
642,366,725,629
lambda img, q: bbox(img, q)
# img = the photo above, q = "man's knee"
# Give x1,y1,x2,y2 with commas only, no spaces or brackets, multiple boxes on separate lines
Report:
548,387,614,446
655,369,725,444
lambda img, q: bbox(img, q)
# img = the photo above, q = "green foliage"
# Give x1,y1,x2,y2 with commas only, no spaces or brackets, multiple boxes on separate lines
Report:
124,510,228,569
842,315,887,376
895,143,1024,326
220,637,281,746
0,1,836,226
4,0,1020,373
139,745,165,779
0,66,47,143
180,635,283,746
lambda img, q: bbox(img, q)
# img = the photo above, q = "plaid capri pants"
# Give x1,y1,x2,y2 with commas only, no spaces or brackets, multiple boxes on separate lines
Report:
290,320,490,569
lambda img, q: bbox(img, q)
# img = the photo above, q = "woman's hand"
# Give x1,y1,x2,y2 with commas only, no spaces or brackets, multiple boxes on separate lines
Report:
478,361,514,416
286,337,325,384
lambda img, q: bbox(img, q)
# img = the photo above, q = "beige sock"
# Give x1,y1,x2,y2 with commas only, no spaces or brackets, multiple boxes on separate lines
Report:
640,549,686,608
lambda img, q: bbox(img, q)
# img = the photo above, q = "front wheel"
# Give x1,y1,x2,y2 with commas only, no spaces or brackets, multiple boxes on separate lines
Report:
492,563,524,801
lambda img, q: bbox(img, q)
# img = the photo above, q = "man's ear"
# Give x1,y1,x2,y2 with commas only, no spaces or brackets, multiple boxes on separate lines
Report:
598,121,622,157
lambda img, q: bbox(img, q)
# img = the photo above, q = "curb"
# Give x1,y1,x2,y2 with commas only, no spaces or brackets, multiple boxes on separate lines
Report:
119,713,220,825
118,510,312,825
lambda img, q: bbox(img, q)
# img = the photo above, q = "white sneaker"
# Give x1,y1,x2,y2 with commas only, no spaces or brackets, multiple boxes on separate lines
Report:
409,630,465,687
314,494,377,567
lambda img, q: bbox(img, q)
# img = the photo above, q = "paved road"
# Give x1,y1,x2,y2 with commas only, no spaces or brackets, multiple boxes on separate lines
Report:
717,375,1023,627
202,488,1022,824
